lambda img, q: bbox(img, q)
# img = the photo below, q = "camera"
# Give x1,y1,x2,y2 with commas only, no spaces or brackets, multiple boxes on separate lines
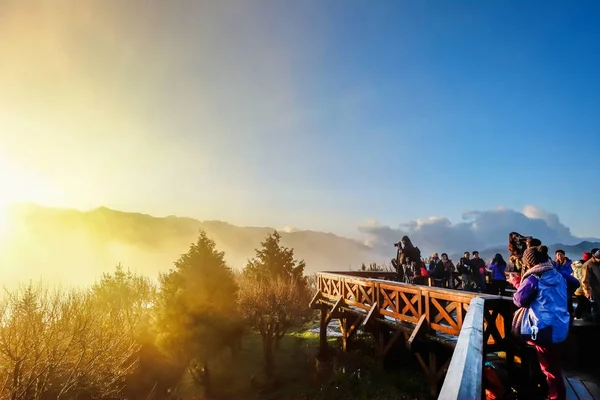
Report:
394,242,402,248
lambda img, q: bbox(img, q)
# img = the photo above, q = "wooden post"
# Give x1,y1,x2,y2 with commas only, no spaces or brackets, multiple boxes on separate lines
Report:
339,317,348,352
429,348,437,397
319,306,328,357
502,301,515,372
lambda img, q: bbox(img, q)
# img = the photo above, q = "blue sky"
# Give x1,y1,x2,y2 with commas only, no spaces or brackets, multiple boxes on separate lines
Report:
1,0,599,239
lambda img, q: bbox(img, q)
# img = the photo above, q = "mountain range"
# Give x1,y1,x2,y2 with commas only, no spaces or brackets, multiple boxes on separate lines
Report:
0,204,597,289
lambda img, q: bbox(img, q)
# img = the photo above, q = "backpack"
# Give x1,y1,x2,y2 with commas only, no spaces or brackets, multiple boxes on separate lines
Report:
483,361,514,400
520,271,570,344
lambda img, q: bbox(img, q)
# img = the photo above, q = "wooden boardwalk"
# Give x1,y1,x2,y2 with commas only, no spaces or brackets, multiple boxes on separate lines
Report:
310,270,600,400
310,271,515,397
565,372,600,400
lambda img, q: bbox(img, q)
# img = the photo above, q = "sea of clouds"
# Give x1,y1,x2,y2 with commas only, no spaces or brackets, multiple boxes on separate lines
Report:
358,205,593,256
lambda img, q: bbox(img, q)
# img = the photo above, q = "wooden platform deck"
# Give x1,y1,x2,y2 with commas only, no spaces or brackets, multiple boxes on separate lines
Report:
565,372,600,400
310,270,600,400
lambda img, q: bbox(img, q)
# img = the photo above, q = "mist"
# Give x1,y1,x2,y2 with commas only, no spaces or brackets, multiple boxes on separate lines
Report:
0,204,383,290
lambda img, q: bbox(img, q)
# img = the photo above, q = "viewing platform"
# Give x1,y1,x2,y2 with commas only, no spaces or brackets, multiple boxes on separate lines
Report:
309,271,600,399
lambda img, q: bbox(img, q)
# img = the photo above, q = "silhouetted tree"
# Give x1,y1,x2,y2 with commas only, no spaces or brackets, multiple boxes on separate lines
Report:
154,230,240,397
360,262,391,272
243,231,307,286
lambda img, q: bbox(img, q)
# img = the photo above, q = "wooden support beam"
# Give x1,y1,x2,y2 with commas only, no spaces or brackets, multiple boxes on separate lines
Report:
382,328,404,356
429,350,437,397
435,356,451,383
346,315,363,339
308,291,322,309
361,302,379,328
407,314,427,350
338,318,349,352
324,297,344,326
318,306,329,357
415,352,429,377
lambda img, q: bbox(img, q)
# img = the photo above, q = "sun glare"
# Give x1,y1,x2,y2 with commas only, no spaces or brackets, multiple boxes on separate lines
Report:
0,154,62,238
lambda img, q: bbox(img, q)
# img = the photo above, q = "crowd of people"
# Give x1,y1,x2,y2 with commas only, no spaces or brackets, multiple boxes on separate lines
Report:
391,235,600,400
391,235,511,294
391,235,600,320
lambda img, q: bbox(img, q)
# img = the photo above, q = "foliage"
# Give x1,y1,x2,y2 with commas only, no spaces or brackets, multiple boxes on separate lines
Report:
0,281,141,400
0,228,431,400
91,263,157,337
244,230,307,286
154,230,241,396
359,262,393,272
238,275,312,376
239,231,312,377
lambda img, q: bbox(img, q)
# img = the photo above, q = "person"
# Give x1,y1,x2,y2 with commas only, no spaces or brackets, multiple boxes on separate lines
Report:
508,232,538,274
581,249,600,322
458,252,471,290
554,249,579,318
572,252,592,320
391,245,404,282
469,251,487,293
554,250,573,275
441,253,456,288
429,253,446,287
512,245,569,400
398,236,422,283
487,253,508,295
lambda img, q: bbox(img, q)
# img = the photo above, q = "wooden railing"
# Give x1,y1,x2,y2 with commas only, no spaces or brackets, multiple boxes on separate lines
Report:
438,297,486,400
312,272,515,397
316,271,513,337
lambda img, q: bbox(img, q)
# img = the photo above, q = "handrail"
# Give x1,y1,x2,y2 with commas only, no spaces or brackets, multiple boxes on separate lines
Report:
313,272,513,398
316,272,510,337
437,297,485,400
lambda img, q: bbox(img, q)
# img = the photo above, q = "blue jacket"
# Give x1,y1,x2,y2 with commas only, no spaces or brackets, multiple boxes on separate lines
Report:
554,257,573,275
513,262,570,344
554,258,580,294
488,262,507,281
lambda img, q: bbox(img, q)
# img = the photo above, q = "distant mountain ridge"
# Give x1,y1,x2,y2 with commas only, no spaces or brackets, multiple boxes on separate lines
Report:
2,204,386,287
2,204,597,289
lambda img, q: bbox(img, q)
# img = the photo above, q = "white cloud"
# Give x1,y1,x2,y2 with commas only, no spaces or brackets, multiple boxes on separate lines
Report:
358,205,585,256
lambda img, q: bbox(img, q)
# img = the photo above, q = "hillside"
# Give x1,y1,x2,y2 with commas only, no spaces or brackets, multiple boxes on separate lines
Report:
0,204,386,288
2,204,597,288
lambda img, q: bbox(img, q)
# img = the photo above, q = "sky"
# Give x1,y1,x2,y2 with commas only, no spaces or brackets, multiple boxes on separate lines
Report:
0,0,599,242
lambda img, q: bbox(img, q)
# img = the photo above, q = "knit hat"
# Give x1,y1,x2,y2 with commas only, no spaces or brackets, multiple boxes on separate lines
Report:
594,250,600,259
583,252,592,262
522,245,550,267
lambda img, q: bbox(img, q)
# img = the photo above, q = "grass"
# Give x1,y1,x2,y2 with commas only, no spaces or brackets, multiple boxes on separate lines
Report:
176,321,431,400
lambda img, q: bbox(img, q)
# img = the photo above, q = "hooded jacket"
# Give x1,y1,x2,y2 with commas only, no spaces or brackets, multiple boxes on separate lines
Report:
582,258,600,299
513,261,570,344
572,260,585,296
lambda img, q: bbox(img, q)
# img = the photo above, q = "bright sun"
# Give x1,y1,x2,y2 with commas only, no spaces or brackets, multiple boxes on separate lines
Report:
0,155,61,238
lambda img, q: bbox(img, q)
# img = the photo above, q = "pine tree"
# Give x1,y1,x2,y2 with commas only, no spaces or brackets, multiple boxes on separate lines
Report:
155,230,240,396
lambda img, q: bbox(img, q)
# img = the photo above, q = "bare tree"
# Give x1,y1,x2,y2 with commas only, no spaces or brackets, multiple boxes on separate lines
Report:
0,278,143,400
238,275,311,377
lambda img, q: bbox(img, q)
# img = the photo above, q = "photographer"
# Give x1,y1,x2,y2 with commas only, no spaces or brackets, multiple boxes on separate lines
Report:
394,236,422,283
391,244,404,282
508,232,541,275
